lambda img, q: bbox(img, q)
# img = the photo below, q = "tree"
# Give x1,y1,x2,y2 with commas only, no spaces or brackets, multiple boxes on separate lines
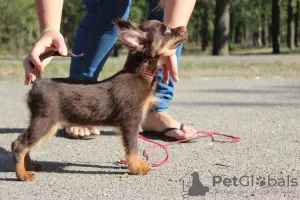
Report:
261,0,272,47
230,0,250,46
212,0,230,55
295,0,300,47
0,0,38,56
201,4,209,51
197,0,214,51
287,0,295,49
271,0,280,54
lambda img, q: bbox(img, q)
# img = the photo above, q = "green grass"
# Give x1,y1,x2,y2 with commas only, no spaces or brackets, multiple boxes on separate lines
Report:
231,46,300,55
1,57,300,82
178,60,300,79
182,45,300,56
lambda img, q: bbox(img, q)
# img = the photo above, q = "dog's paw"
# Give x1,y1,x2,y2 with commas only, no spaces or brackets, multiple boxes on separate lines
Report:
128,160,152,175
17,171,36,181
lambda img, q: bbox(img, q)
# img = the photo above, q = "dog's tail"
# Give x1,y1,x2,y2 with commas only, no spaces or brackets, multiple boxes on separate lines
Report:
39,50,84,61
31,49,84,81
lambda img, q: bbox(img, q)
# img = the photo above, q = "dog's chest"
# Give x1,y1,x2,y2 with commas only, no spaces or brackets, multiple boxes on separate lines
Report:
142,94,158,117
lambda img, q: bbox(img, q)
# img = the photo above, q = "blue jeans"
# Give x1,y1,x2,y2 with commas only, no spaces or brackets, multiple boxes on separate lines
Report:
70,0,183,112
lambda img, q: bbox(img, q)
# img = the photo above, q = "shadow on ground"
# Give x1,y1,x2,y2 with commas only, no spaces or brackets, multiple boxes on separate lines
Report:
0,144,127,182
0,128,23,134
0,128,118,137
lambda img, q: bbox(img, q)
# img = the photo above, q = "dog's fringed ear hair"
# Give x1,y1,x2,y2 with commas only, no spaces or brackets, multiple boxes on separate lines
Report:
115,19,146,52
115,18,139,30
118,30,147,52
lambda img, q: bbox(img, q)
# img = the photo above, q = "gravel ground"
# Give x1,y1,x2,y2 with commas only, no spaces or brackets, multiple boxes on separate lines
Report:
0,78,300,200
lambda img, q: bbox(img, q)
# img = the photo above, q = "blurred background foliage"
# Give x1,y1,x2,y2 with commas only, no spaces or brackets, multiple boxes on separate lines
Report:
0,0,299,57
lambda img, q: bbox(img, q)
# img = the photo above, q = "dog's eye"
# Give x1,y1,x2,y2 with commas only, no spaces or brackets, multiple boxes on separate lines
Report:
164,27,172,35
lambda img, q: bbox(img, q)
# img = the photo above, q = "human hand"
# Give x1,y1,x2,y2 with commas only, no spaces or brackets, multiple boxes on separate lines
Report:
23,30,67,85
160,49,179,85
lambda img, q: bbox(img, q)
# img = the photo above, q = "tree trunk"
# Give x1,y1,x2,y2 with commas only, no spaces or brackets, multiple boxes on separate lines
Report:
295,1,299,47
271,0,280,54
242,26,249,46
212,0,230,56
262,13,269,47
234,22,241,44
262,23,269,47
15,30,24,58
253,31,260,46
287,0,295,49
201,1,209,51
240,28,245,45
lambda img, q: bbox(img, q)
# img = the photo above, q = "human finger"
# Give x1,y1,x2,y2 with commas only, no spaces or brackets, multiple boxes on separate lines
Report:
167,54,179,82
30,41,48,72
162,64,169,85
23,56,36,85
51,34,68,56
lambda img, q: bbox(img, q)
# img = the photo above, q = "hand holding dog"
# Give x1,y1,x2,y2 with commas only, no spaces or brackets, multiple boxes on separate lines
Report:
160,49,179,84
23,30,67,85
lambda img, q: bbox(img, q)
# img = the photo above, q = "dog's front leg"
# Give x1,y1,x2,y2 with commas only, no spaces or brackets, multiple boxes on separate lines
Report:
121,126,151,175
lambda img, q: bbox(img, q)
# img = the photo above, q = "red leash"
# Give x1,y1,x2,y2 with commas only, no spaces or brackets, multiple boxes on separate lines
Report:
117,73,241,166
116,130,240,167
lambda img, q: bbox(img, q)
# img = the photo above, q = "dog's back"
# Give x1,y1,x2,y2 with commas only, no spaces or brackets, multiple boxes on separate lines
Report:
29,69,155,127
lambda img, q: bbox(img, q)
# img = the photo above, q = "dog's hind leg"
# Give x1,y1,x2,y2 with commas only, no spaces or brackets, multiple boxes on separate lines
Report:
121,124,151,175
24,152,42,171
11,132,33,181
11,118,58,181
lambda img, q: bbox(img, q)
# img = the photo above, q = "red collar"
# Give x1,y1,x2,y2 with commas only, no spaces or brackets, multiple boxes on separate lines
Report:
143,71,156,77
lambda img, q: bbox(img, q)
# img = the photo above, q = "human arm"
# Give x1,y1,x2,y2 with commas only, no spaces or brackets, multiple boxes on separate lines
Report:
35,0,63,32
23,0,67,84
161,0,196,84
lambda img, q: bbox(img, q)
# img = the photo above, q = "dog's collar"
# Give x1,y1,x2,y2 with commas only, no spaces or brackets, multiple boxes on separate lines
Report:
143,71,156,77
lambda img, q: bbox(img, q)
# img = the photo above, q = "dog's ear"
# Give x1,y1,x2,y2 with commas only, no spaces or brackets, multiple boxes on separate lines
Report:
115,19,139,30
118,29,147,52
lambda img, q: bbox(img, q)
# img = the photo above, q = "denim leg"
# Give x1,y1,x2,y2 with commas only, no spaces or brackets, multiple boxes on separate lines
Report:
151,45,183,112
147,0,183,112
70,0,131,81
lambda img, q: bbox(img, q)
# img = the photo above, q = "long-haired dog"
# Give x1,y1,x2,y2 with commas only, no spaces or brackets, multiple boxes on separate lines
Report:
11,19,188,181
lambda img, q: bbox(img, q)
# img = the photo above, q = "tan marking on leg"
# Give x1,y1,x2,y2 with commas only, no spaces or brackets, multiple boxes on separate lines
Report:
17,123,59,180
15,148,36,181
126,152,151,175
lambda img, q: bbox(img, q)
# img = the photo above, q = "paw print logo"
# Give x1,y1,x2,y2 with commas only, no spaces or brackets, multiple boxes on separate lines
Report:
256,176,266,186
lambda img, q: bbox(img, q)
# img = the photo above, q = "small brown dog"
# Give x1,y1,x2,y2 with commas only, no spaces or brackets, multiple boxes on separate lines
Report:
11,19,188,181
